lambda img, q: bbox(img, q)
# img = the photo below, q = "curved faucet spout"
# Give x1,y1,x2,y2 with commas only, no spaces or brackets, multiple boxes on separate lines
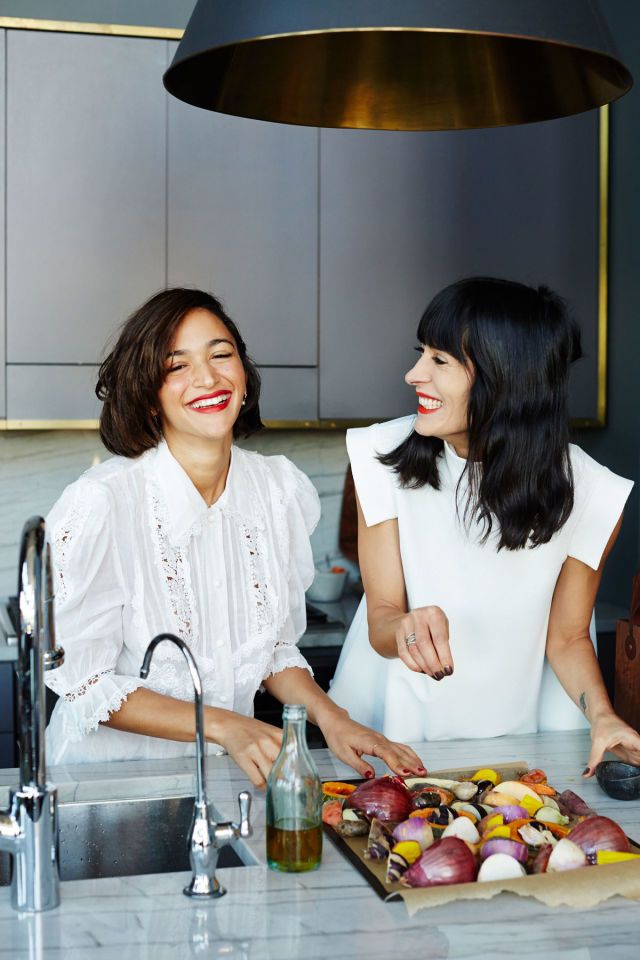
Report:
17,517,65,790
139,632,252,899
1,515,65,912
140,633,207,810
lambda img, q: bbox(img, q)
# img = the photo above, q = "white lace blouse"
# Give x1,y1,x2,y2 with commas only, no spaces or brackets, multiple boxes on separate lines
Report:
44,441,320,764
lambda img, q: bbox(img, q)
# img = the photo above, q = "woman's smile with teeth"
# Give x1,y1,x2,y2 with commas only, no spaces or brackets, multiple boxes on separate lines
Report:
190,393,231,410
418,394,443,411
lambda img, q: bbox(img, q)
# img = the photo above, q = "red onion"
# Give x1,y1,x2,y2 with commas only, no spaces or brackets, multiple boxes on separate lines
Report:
402,837,478,888
346,776,413,822
568,816,630,856
392,817,434,850
488,805,529,823
531,844,553,873
480,838,528,863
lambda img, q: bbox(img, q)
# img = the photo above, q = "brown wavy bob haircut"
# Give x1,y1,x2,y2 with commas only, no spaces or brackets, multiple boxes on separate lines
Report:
97,288,263,457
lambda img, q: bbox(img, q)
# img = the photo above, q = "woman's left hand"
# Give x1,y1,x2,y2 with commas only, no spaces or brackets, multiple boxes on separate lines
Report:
584,711,640,776
318,710,427,779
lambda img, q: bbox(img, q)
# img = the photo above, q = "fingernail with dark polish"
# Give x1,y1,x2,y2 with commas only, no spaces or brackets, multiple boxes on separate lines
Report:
365,770,374,778
402,768,411,774
582,767,590,776
418,767,427,773
434,672,444,681
444,666,453,676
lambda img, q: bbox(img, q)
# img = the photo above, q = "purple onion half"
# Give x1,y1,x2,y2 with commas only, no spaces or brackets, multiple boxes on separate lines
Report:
480,838,528,863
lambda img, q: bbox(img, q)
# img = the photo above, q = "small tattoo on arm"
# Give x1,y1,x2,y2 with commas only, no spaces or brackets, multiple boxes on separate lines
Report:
579,692,587,714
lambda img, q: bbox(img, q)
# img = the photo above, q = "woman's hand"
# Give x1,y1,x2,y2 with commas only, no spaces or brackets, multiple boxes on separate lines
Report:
584,711,640,776
208,710,283,789
395,605,454,680
318,708,427,779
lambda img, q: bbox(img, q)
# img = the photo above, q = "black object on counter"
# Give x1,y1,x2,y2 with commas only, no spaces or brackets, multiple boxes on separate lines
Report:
596,760,640,801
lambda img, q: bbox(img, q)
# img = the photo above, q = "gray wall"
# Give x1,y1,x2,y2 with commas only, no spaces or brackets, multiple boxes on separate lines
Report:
574,0,640,607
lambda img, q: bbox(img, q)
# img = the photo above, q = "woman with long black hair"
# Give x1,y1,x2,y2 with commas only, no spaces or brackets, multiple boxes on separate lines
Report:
330,277,640,775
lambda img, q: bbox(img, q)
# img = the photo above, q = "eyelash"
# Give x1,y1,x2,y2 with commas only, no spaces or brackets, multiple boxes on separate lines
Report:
167,352,233,373
414,346,446,365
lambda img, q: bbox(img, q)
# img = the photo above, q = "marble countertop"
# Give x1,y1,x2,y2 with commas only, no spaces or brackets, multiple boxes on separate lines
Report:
2,730,640,959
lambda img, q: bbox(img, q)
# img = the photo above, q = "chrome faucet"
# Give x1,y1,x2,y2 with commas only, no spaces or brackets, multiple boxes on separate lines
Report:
140,633,252,898
0,516,65,912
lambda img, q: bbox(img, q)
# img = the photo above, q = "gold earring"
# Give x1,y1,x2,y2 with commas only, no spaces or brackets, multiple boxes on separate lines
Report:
242,392,247,407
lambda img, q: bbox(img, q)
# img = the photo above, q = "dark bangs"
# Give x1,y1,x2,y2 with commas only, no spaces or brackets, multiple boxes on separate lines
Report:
379,277,582,550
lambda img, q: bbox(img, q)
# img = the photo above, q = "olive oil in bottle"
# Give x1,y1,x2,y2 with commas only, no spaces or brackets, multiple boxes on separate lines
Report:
266,704,322,872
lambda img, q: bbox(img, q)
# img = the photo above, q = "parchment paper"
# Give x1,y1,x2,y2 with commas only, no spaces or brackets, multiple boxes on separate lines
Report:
326,762,640,914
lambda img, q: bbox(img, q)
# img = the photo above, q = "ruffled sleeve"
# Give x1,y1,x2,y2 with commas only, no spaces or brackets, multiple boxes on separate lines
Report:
261,456,320,679
45,478,145,741
346,416,414,526
567,445,634,570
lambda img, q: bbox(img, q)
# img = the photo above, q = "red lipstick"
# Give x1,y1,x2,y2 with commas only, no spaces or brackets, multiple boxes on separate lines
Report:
188,390,232,414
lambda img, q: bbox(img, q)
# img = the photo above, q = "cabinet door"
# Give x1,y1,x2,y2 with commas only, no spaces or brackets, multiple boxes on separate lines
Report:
6,30,167,366
0,31,5,418
168,44,319,369
319,114,600,421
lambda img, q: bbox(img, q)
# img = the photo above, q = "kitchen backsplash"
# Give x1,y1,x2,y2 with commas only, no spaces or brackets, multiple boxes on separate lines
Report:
0,429,351,598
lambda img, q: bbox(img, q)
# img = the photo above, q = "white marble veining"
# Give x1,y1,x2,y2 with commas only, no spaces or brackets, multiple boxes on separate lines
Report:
2,731,640,959
0,428,351,598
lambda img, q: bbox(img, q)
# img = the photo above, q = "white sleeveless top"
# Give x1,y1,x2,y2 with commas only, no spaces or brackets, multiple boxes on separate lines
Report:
45,441,320,764
330,416,633,741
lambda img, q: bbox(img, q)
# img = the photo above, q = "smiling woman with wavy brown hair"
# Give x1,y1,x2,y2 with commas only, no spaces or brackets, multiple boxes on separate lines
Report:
44,287,425,787
96,288,262,457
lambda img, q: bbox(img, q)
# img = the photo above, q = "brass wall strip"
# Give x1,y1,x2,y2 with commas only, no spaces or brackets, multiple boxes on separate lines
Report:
0,17,183,40
0,19,609,431
0,419,379,431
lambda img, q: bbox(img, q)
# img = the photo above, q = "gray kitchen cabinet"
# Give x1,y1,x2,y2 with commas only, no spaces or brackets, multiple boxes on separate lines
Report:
6,364,315,423
0,32,5,418
167,40,319,368
6,366,101,420
319,113,601,422
5,30,167,366
0,664,15,768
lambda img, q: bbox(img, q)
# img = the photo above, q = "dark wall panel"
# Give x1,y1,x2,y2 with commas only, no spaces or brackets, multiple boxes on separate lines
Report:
319,112,601,422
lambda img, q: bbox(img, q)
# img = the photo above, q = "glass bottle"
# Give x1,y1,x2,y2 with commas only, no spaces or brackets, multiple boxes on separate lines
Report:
266,704,322,872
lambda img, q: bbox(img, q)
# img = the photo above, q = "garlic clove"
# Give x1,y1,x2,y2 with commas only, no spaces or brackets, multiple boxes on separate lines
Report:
546,838,588,872
477,853,526,882
442,817,480,843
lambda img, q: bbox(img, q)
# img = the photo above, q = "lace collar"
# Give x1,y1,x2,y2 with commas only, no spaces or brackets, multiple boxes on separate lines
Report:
147,440,238,546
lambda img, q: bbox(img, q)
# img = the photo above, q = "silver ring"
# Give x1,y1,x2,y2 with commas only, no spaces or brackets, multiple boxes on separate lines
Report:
405,633,417,646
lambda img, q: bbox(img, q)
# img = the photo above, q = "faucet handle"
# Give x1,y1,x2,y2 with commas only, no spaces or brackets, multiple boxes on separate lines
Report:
236,791,252,838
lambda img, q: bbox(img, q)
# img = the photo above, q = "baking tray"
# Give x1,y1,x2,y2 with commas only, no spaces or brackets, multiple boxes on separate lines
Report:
322,763,640,904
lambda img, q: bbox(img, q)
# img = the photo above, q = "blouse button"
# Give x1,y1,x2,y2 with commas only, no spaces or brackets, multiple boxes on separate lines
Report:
207,514,216,524
218,694,228,703
213,580,222,589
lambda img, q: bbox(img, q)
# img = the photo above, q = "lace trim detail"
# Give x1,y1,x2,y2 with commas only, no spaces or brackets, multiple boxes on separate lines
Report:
51,495,92,604
74,678,141,739
63,669,115,702
242,524,276,635
269,644,313,678
147,481,199,645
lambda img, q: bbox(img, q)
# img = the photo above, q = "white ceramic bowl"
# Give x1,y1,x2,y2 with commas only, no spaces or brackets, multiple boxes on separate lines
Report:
306,567,348,603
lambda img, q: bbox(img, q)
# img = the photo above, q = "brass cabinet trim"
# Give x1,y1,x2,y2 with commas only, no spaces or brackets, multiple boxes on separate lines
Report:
0,17,183,39
0,418,379,432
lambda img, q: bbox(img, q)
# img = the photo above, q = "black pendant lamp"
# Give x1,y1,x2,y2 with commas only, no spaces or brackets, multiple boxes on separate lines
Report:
164,0,632,131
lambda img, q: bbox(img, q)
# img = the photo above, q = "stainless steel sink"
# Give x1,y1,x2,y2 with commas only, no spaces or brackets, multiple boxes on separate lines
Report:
0,794,252,886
